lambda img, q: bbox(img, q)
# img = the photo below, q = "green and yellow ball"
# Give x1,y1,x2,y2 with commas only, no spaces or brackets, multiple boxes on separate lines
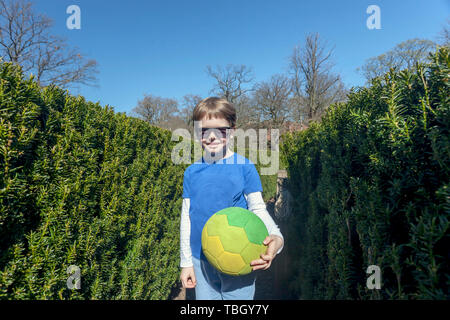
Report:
201,207,269,276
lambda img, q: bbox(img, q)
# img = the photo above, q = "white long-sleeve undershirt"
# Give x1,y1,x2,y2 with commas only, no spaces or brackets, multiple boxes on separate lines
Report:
179,192,284,268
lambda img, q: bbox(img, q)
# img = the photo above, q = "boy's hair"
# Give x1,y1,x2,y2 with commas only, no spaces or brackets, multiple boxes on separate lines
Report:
193,97,236,128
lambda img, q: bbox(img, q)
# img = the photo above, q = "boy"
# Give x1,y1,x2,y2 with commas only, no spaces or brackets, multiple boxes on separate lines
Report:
179,97,284,300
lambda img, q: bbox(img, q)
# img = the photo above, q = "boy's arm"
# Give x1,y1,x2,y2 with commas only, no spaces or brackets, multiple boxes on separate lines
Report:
245,191,284,254
180,198,193,268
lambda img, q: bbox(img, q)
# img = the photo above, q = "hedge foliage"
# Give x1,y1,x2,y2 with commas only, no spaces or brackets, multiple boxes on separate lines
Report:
0,61,187,299
280,47,449,299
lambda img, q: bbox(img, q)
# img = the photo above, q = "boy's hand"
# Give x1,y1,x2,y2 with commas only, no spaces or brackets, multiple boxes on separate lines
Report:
180,267,197,289
250,235,284,271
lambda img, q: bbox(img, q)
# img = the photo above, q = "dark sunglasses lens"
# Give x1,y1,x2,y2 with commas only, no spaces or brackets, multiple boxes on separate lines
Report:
201,127,230,138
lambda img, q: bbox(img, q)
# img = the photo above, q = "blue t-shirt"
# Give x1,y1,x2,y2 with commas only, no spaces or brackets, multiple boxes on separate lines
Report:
182,152,263,259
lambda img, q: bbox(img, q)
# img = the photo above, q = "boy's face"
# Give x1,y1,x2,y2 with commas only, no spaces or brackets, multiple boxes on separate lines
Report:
200,116,234,155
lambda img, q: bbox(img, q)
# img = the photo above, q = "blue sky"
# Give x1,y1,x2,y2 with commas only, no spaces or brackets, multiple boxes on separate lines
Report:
31,0,449,114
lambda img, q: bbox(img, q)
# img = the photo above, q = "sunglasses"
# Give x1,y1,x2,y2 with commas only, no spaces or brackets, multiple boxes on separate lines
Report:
200,126,232,138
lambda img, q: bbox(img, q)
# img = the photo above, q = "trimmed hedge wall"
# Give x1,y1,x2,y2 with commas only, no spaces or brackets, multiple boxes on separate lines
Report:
0,61,186,299
280,48,449,299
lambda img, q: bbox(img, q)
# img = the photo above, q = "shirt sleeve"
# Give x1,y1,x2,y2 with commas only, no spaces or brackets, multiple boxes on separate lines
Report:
245,191,284,254
243,163,263,195
180,198,193,268
182,168,190,199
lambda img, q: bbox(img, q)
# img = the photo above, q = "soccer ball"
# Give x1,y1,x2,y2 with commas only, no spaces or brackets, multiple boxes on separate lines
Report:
201,207,268,276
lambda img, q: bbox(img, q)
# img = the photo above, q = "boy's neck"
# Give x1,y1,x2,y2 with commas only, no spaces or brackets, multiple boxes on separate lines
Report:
203,148,234,163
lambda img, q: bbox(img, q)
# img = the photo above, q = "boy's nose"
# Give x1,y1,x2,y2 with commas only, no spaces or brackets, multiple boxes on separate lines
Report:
205,131,219,141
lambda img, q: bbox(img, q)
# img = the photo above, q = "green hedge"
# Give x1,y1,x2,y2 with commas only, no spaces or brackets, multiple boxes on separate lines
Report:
280,47,449,299
0,61,186,299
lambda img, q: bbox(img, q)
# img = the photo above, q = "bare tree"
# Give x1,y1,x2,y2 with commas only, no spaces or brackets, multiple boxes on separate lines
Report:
254,74,292,128
0,0,98,88
357,38,436,81
180,94,202,128
132,94,178,127
205,64,254,104
289,33,345,122
437,19,450,47
233,93,262,129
